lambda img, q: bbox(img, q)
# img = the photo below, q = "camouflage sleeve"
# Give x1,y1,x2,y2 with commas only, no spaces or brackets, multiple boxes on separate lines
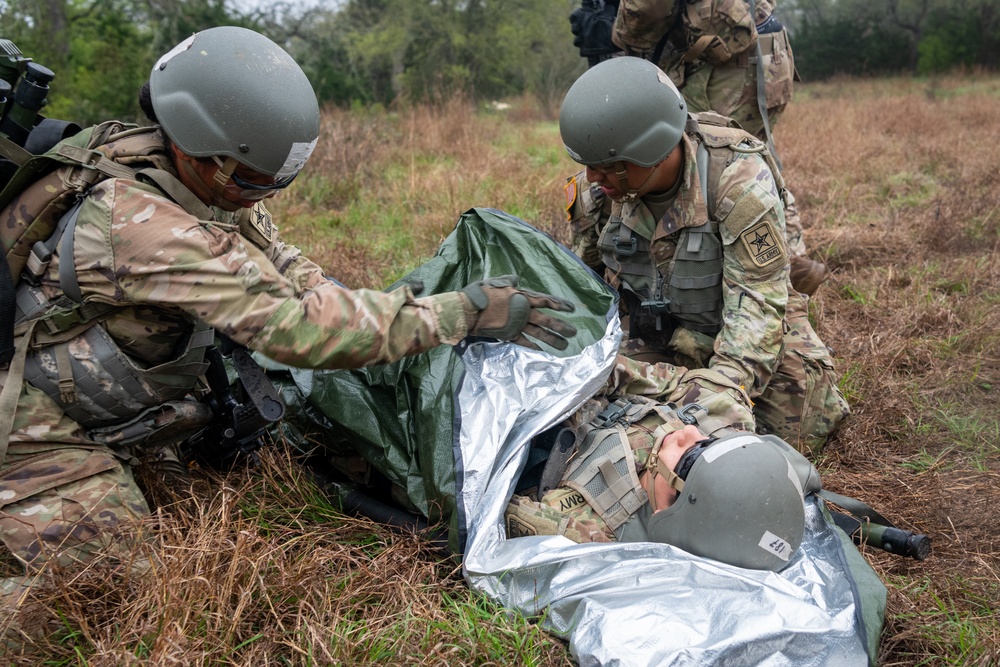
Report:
565,171,611,272
233,203,328,294
75,180,469,370
709,150,789,396
612,0,679,56
601,355,756,433
602,354,685,399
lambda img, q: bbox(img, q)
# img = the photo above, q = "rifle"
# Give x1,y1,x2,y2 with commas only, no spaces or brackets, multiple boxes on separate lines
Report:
831,511,932,561
818,488,931,561
182,338,285,470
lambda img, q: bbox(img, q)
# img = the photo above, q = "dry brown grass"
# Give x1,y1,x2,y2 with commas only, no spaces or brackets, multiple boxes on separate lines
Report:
2,449,571,666
780,75,1000,666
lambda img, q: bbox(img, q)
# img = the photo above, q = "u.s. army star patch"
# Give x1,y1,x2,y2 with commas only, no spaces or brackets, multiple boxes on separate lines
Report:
250,206,276,243
739,221,783,268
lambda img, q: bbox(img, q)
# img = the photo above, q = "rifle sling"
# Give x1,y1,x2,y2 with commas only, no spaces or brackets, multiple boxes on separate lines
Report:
817,489,896,530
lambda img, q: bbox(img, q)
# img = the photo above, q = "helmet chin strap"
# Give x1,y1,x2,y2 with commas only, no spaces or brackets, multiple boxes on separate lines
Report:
210,155,240,200
612,160,657,203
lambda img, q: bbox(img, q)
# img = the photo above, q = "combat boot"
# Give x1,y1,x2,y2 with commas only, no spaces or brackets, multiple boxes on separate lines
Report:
789,255,829,296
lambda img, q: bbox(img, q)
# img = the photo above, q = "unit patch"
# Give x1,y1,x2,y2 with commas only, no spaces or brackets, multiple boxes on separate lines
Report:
739,220,783,268
564,177,578,221
250,206,276,242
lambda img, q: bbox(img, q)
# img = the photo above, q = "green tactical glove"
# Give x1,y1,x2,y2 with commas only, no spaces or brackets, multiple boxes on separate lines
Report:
460,275,577,351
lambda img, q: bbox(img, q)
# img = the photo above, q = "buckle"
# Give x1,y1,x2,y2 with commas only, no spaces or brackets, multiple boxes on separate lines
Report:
594,401,629,428
678,403,706,426
613,235,637,256
639,299,671,316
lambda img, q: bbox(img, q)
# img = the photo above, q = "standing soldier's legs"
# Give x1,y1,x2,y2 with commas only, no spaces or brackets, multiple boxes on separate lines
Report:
753,292,850,455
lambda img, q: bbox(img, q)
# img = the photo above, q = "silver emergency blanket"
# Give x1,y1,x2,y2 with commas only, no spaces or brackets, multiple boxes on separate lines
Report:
455,316,874,667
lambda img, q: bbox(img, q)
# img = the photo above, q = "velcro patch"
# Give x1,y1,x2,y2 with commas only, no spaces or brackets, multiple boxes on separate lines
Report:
739,220,783,268
506,515,538,538
564,177,578,221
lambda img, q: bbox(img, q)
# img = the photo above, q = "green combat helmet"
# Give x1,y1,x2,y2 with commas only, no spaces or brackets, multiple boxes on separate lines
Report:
149,26,320,183
559,56,688,168
647,432,807,571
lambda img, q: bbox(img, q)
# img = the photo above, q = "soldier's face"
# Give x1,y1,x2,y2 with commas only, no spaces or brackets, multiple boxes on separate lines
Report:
643,425,704,510
172,145,283,211
584,145,682,200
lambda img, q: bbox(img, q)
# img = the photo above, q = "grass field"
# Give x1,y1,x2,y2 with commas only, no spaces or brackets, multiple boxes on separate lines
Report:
2,74,999,666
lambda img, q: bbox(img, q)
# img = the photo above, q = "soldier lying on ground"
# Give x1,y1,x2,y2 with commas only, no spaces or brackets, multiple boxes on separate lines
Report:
506,356,820,571
559,57,849,454
0,26,576,602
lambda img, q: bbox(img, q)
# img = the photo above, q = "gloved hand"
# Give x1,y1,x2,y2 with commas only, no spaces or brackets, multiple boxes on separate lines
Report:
460,275,577,351
569,0,619,60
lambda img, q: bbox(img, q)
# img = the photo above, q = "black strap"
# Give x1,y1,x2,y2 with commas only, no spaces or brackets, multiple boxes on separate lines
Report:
24,118,82,155
817,489,895,528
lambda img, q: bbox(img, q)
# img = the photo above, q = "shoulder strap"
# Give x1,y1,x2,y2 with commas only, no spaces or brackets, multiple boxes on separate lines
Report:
747,0,782,171
0,319,38,466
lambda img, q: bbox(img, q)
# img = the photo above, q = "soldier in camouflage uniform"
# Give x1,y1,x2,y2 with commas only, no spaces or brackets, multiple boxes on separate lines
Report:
569,0,829,294
559,57,848,456
505,361,818,571
0,27,576,597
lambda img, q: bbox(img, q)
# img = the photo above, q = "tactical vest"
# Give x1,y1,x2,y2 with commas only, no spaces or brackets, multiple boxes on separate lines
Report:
597,113,783,345
3,125,218,436
561,398,701,532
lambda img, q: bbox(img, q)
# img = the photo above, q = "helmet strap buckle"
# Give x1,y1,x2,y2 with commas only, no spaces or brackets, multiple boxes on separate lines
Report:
210,155,240,198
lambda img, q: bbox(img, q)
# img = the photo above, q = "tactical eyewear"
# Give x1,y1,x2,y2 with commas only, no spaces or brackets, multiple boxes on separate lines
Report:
225,171,298,201
674,437,717,481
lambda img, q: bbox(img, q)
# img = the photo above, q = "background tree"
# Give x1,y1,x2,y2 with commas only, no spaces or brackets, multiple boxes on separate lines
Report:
784,0,1000,79
3,0,998,126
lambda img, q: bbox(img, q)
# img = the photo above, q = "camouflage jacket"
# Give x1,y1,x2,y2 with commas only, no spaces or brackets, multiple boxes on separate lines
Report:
6,148,469,449
566,130,789,397
47,180,469,368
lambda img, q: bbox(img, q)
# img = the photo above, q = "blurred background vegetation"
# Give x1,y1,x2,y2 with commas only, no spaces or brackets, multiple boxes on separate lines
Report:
1,0,998,126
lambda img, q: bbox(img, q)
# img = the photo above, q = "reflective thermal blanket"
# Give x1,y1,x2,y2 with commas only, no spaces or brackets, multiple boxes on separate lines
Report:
271,208,885,667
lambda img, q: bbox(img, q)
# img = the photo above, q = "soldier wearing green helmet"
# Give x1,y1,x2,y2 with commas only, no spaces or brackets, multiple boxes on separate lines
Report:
568,0,830,296
0,26,576,598
505,394,818,571
559,57,848,456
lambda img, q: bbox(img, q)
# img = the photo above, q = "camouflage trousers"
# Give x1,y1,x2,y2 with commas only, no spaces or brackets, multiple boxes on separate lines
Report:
0,382,151,572
621,292,850,455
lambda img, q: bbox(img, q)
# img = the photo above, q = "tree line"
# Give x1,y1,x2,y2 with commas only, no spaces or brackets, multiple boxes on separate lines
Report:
785,0,1000,80
1,0,996,127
